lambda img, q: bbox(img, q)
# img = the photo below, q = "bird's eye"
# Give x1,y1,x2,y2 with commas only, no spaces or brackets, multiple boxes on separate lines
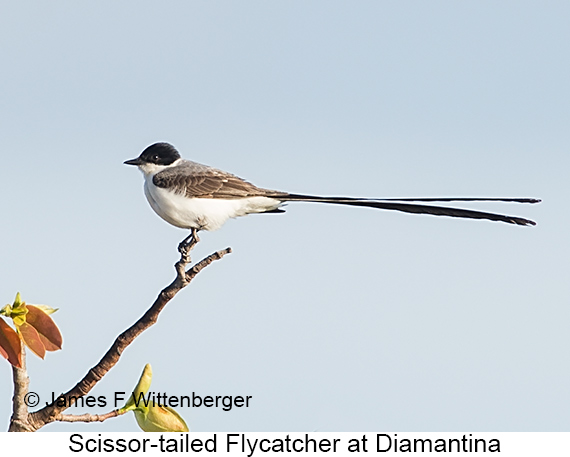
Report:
153,154,159,162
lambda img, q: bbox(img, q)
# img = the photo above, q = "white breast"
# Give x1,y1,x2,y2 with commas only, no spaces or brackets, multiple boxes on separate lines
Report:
143,179,281,231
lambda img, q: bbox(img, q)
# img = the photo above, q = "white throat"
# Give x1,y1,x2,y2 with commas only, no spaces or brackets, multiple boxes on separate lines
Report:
137,158,183,177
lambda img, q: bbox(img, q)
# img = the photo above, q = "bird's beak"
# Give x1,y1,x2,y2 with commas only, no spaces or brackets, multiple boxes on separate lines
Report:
124,158,142,166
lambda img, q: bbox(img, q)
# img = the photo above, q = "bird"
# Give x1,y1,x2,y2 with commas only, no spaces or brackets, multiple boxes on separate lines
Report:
124,142,539,244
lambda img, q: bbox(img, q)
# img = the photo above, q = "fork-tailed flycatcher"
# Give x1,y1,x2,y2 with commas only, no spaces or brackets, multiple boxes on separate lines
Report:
124,143,539,239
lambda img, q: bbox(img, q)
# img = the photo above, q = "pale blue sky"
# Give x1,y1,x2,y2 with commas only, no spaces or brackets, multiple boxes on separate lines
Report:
0,1,567,432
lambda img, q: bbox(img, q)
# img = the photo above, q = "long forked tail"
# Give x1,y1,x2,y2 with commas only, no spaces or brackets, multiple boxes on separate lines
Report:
278,194,540,226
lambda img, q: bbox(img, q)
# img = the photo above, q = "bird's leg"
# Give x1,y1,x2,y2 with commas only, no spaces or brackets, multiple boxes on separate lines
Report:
178,231,193,249
178,228,200,255
175,228,204,286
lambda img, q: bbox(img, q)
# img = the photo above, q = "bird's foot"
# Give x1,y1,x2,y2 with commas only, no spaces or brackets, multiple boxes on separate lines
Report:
178,228,200,256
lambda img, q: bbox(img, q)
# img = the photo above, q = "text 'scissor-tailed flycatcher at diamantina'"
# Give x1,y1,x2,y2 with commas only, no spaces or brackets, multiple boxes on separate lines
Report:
124,142,540,243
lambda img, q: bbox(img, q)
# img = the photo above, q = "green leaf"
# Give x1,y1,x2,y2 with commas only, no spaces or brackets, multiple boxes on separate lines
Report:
10,305,28,328
0,304,11,317
31,304,59,315
135,405,189,432
119,364,153,413
121,364,190,431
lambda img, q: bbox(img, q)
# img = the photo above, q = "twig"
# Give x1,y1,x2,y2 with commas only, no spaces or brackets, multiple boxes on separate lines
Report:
9,234,231,431
54,410,122,424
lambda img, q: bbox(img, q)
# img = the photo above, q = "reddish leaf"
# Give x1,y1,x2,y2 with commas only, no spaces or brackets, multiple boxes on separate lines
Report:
25,305,62,351
19,322,45,359
0,318,22,368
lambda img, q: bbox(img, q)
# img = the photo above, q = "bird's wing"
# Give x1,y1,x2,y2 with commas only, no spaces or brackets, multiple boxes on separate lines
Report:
153,164,280,199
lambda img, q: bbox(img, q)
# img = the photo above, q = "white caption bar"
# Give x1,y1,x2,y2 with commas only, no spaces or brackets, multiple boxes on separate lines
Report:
1,432,568,456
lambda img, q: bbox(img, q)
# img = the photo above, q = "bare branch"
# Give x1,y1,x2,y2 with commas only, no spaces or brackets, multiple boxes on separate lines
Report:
8,347,33,432
15,234,231,431
54,410,122,424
